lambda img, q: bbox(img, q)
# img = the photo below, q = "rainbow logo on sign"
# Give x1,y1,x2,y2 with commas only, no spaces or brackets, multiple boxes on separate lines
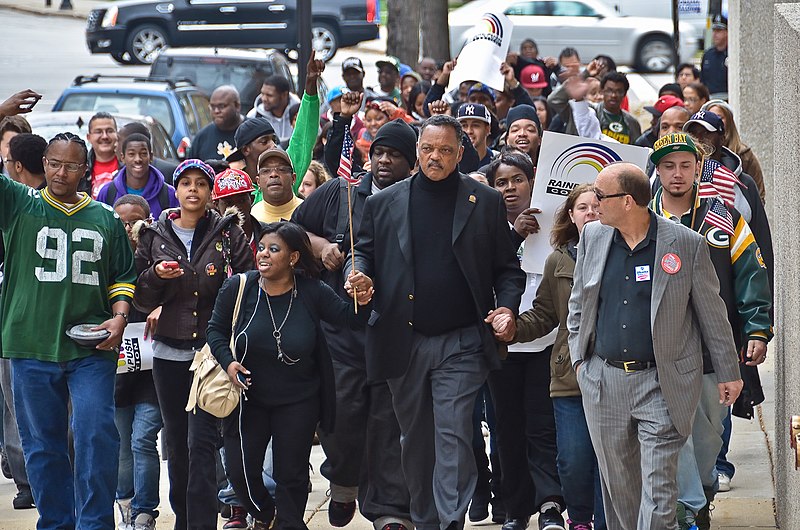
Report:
546,142,623,196
470,13,504,45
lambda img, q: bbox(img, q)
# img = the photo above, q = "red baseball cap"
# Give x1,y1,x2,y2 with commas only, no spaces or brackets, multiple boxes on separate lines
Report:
520,64,549,89
644,95,685,117
212,168,255,201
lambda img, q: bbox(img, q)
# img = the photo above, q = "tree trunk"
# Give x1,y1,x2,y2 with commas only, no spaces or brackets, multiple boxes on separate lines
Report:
421,0,450,62
386,0,421,66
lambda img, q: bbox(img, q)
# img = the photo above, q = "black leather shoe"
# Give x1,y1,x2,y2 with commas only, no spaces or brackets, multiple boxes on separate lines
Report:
329,500,356,527
502,517,530,530
13,489,35,510
538,508,565,530
469,494,490,522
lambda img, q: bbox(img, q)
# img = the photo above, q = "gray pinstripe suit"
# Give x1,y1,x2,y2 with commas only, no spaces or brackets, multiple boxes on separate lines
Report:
567,215,740,530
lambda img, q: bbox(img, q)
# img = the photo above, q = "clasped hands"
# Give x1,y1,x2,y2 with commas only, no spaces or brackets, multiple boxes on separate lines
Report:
485,307,516,343
344,270,375,306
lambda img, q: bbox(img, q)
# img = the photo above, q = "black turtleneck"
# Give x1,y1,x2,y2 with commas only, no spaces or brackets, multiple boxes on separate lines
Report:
410,171,476,336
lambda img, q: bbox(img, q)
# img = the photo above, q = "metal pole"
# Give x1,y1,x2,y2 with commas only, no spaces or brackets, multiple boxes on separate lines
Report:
297,0,312,91
672,0,680,70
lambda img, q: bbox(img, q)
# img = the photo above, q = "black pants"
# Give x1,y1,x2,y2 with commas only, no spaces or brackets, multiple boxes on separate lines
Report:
487,349,563,518
223,396,319,530
152,357,220,530
318,357,411,523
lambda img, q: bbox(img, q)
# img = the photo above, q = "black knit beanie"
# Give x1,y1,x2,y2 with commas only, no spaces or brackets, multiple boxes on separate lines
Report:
369,119,418,167
506,104,542,134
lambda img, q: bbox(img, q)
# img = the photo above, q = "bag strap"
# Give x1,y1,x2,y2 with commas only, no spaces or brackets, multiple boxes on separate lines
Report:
229,273,247,360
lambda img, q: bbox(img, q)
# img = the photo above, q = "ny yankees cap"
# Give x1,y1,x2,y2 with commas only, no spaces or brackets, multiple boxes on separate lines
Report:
456,103,491,125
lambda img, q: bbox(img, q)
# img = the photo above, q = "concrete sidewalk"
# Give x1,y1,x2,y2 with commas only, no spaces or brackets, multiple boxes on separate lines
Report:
0,355,778,529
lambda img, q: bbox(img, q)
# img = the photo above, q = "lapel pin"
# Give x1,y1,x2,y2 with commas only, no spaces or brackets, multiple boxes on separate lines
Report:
469,194,476,203
661,253,681,274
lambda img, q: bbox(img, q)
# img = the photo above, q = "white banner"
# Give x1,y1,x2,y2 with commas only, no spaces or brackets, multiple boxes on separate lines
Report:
447,12,514,94
116,322,154,374
522,132,651,274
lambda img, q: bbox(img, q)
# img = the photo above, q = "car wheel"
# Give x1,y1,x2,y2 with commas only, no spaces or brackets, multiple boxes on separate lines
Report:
126,24,168,65
635,35,674,73
110,52,135,65
312,23,339,63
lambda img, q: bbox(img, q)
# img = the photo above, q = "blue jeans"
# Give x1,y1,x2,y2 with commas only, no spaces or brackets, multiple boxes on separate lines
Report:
716,408,735,478
115,402,163,517
12,356,119,530
552,396,606,529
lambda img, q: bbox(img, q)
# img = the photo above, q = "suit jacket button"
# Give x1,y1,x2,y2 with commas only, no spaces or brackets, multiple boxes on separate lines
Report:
192,332,197,338
408,294,414,300
408,321,413,326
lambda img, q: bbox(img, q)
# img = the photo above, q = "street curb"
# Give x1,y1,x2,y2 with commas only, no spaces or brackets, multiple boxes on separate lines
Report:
0,3,86,20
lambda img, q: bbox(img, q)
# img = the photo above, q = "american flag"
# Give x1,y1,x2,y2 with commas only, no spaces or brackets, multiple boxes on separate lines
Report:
697,158,743,207
703,197,735,236
337,124,360,184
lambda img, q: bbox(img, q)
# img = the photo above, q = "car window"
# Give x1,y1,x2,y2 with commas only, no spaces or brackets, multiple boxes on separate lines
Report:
550,1,598,16
147,122,178,161
191,94,212,129
177,93,199,136
60,94,175,136
505,2,552,15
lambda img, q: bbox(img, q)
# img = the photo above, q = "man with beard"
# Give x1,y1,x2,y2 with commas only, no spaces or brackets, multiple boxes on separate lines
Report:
649,133,771,529
346,114,525,530
191,85,244,161
82,112,119,197
292,92,417,530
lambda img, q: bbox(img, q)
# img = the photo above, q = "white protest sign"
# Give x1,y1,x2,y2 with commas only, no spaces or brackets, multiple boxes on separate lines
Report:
447,12,514,93
116,322,154,373
521,132,651,274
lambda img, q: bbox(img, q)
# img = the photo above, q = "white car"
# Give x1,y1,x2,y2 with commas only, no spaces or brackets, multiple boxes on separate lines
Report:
449,0,698,72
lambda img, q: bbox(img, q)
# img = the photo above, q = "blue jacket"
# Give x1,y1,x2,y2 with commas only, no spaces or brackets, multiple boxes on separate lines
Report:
97,164,178,220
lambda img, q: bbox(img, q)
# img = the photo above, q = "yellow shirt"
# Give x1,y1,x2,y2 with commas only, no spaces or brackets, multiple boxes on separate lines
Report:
251,195,304,223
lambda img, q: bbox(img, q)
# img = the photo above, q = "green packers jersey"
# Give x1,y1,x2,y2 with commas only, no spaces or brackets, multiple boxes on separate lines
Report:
0,175,135,362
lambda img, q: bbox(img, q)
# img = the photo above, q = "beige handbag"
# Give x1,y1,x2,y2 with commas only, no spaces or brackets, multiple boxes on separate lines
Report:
185,273,247,418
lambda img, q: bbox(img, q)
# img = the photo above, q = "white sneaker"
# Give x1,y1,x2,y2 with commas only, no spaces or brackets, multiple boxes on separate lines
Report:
133,513,157,530
718,472,732,492
116,499,133,530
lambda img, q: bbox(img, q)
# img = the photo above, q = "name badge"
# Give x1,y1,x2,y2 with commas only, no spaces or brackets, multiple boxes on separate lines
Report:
635,265,651,282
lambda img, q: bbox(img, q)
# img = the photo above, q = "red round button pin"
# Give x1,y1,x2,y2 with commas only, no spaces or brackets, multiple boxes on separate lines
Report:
661,253,681,274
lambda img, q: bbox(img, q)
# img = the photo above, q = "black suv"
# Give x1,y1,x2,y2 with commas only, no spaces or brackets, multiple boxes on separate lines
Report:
149,47,296,115
86,0,380,65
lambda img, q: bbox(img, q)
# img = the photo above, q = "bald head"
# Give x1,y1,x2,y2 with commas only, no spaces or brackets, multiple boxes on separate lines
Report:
210,85,242,131
658,106,691,138
597,162,652,207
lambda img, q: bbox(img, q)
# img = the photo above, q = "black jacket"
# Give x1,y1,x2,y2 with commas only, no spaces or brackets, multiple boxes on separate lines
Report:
133,208,253,349
206,271,367,432
345,171,525,381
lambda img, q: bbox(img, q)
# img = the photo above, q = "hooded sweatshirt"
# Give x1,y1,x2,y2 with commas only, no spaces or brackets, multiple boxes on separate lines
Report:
96,164,179,220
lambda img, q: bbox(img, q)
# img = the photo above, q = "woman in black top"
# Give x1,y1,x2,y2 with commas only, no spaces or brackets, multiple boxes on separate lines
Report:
207,221,372,530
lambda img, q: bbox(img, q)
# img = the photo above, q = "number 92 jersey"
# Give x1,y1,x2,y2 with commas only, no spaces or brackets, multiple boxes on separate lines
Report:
0,176,136,362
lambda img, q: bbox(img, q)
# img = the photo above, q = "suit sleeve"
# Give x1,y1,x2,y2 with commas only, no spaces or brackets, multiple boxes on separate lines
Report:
567,229,588,367
491,193,525,314
690,235,741,383
514,252,560,343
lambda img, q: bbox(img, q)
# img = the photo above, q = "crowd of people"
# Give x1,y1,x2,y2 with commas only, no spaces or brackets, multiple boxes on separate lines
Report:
0,10,772,530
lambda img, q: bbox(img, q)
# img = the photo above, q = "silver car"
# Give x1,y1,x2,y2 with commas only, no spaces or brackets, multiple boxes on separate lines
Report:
449,0,697,72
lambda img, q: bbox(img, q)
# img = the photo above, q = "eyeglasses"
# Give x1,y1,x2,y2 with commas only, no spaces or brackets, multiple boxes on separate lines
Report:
209,103,231,112
594,190,628,201
258,166,292,177
45,159,86,174
121,218,151,228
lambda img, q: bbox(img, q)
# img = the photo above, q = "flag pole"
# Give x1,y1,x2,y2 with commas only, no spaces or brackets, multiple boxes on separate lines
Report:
347,179,358,314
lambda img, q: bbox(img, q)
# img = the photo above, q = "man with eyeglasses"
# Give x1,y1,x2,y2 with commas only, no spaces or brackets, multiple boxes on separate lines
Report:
567,162,741,530
548,71,641,144
81,111,119,199
0,131,136,529
190,85,244,161
251,147,303,223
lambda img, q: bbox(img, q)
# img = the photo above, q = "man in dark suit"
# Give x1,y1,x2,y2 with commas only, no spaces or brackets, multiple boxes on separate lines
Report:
346,115,525,530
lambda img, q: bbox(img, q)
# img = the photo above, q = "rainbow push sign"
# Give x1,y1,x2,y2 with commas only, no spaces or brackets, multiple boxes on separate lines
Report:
521,132,650,274
471,13,505,46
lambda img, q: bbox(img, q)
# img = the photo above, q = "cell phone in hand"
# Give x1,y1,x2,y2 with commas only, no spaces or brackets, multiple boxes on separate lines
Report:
237,372,250,386
162,261,180,270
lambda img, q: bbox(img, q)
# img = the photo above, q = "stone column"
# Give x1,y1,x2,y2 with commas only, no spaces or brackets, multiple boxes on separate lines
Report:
772,4,800,529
